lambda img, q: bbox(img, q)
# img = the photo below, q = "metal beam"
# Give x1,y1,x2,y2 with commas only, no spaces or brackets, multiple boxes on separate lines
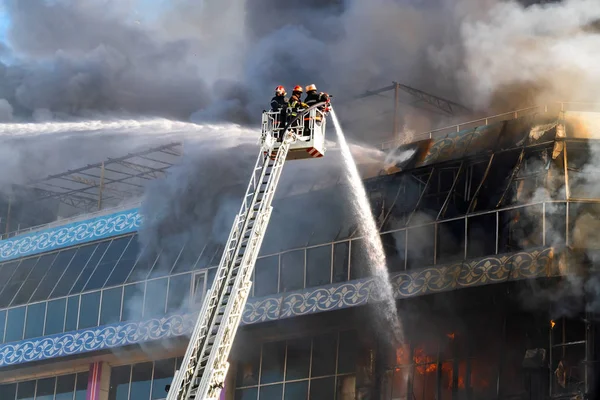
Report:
355,82,471,116
467,154,496,214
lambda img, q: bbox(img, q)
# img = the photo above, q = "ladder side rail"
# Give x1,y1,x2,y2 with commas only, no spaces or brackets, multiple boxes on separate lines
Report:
166,288,212,400
198,137,292,400
179,152,274,400
168,150,268,400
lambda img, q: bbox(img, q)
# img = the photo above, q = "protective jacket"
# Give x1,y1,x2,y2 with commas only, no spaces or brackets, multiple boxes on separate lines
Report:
287,94,307,118
271,95,288,111
304,91,329,108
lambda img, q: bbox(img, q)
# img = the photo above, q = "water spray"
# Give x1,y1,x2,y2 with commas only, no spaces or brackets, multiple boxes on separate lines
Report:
329,107,404,346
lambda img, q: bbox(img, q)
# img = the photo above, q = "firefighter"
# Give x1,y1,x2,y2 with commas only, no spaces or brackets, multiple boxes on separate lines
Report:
303,84,330,136
270,86,288,139
270,85,287,111
286,85,307,137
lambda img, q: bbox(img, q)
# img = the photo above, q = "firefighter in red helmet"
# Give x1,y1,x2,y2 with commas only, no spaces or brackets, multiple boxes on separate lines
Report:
271,85,287,111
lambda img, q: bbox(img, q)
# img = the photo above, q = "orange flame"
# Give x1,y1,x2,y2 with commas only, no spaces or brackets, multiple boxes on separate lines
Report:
446,332,456,340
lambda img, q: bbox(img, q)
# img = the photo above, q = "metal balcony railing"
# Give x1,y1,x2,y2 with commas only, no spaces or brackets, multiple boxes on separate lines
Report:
379,102,600,150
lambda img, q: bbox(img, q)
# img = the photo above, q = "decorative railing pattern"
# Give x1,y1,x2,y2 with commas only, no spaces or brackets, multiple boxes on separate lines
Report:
0,246,553,367
0,208,141,262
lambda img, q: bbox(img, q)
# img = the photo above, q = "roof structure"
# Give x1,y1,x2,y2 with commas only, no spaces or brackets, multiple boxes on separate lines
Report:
25,142,183,211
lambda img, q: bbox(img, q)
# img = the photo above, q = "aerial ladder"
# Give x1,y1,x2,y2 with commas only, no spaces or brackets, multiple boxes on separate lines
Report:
166,101,330,400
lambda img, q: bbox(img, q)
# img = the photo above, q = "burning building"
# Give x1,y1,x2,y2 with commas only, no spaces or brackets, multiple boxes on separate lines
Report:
0,100,598,400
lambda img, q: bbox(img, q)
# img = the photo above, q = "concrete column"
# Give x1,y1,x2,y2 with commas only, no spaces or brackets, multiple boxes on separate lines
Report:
87,362,111,400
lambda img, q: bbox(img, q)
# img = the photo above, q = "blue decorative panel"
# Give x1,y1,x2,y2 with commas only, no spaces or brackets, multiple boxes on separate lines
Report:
0,313,194,367
0,208,141,262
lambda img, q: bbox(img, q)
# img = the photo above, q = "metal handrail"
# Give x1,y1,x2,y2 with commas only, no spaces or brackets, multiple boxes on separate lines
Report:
1,199,141,240
379,101,600,150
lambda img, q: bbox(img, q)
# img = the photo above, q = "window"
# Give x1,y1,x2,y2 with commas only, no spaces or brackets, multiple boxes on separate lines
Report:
100,287,123,326
0,373,86,400
122,283,144,322
253,256,278,297
191,272,206,307
332,242,349,283
24,302,46,339
143,278,167,318
84,237,131,291
0,309,5,343
0,258,39,308
70,242,109,294
105,237,141,287
78,291,100,329
166,273,192,314
235,331,356,400
51,245,97,298
64,295,80,332
5,306,26,342
280,250,304,292
11,255,52,306
350,239,369,280
107,358,178,400
30,249,77,302
306,245,331,287
45,298,66,335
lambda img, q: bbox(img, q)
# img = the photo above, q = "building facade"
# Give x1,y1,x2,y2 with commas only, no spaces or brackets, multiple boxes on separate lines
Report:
0,104,598,400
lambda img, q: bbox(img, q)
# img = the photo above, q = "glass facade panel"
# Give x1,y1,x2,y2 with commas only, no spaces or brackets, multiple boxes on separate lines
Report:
0,261,19,295
284,381,308,400
149,248,180,279
0,258,38,308
107,358,178,400
30,249,78,302
55,374,76,400
105,236,141,287
75,372,88,400
143,278,167,318
167,273,191,314
0,383,17,400
234,333,353,400
24,301,46,339
286,338,311,381
109,365,131,400
259,384,283,399
16,380,35,400
51,245,97,298
45,298,66,335
122,283,144,322
100,286,123,325
312,333,336,377
30,249,77,302
126,246,159,284
171,243,200,274
0,309,5,343
64,295,79,332
332,242,349,283
151,358,176,399
306,245,331,287
36,377,56,400
5,306,26,342
254,256,278,297
309,377,335,399
280,251,304,292
70,241,109,295
350,239,369,280
12,255,51,306
235,388,258,400
261,341,286,384
129,362,153,400
78,291,100,329
84,237,131,291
